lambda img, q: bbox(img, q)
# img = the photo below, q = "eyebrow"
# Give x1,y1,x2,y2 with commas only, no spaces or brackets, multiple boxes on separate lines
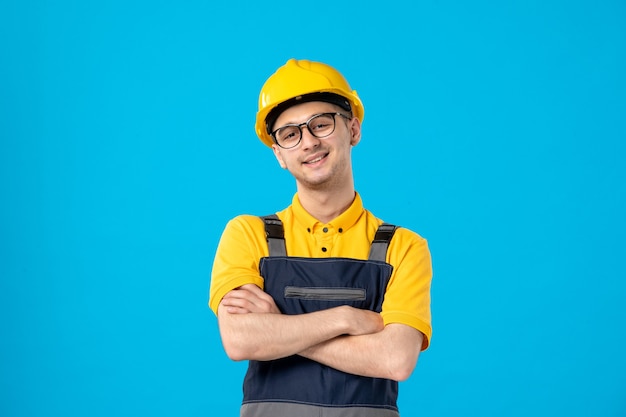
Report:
275,107,339,127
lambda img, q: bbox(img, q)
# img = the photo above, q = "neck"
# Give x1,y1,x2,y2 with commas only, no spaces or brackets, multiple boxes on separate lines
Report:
296,181,356,224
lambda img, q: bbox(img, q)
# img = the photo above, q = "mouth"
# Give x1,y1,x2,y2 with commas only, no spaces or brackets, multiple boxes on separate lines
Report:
303,152,328,165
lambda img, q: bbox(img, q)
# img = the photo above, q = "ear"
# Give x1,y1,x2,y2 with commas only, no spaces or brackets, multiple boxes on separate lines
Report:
349,117,362,146
271,144,288,169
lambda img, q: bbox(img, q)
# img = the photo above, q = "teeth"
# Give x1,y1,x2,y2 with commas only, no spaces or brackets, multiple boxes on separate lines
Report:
306,156,323,164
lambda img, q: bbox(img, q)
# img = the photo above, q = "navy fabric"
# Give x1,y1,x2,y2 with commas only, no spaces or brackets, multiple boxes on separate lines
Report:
261,257,392,313
242,256,397,410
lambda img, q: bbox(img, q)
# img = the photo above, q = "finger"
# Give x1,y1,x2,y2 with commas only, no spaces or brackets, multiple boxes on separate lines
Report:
238,284,269,299
221,296,256,309
223,285,263,301
227,286,270,305
225,306,252,314
222,290,263,307
222,285,280,313
222,292,272,313
240,285,280,308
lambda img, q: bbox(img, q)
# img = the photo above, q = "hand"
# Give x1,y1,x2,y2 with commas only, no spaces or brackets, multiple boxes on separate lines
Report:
221,284,281,314
340,306,384,336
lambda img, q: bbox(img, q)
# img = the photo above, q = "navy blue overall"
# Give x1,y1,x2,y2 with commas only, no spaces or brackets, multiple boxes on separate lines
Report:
240,215,401,417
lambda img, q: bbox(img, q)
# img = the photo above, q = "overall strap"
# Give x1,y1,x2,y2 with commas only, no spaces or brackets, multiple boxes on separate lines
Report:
368,223,399,262
261,214,286,257
261,215,397,260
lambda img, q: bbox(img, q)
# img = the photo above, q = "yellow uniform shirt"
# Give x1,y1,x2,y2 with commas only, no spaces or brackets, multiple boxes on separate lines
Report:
209,192,433,349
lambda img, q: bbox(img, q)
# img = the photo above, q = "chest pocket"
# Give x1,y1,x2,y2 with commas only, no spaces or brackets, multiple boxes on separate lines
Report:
284,286,366,301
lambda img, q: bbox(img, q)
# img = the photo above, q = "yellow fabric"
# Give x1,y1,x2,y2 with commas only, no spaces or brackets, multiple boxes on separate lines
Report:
209,192,433,350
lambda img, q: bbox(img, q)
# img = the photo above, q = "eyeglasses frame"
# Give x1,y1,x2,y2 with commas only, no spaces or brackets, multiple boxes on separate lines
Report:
270,112,352,149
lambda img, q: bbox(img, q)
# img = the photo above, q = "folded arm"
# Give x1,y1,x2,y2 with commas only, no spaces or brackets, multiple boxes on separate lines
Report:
217,284,384,361
299,323,423,381
218,284,422,381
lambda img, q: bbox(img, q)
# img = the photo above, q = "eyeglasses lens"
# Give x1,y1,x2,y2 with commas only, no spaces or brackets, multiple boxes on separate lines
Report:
275,114,336,148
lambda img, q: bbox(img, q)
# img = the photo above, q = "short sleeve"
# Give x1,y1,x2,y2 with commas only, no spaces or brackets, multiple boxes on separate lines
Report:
208,215,269,315
381,229,433,350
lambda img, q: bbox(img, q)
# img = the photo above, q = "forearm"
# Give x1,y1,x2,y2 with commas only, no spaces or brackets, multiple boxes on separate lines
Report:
218,303,354,361
299,323,423,381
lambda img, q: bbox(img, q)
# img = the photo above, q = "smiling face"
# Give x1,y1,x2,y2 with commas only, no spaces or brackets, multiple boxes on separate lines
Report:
270,101,361,193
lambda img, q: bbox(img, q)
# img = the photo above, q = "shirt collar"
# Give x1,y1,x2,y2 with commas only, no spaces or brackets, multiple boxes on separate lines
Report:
291,192,364,233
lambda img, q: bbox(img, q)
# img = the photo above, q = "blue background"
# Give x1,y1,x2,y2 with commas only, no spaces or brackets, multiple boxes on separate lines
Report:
2,1,625,416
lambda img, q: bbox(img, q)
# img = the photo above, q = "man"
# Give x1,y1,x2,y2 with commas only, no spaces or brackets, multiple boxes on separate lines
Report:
209,58,432,417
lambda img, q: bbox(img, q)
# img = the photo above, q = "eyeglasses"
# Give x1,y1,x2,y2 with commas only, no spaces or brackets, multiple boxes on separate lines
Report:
270,112,351,149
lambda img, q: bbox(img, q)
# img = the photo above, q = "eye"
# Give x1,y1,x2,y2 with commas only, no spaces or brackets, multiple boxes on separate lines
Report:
277,126,299,143
311,121,330,130
309,115,333,133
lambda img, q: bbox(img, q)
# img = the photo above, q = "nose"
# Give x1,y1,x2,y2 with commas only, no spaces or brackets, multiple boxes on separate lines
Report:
299,125,321,150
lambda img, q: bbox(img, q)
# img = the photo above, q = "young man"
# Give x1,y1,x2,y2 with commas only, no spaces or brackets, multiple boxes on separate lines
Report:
209,59,433,417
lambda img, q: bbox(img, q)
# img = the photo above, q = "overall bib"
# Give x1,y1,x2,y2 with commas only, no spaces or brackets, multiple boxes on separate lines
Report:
241,215,400,417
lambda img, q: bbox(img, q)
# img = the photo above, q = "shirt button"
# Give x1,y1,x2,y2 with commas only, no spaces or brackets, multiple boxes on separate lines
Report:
321,247,327,252
323,227,328,233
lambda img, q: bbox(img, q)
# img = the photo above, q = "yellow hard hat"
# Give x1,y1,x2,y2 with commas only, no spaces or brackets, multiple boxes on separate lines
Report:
255,59,364,147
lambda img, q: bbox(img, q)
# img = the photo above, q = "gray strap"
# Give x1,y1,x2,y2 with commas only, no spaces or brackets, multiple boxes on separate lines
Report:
242,402,399,417
368,223,398,262
262,216,396,260
261,214,287,257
